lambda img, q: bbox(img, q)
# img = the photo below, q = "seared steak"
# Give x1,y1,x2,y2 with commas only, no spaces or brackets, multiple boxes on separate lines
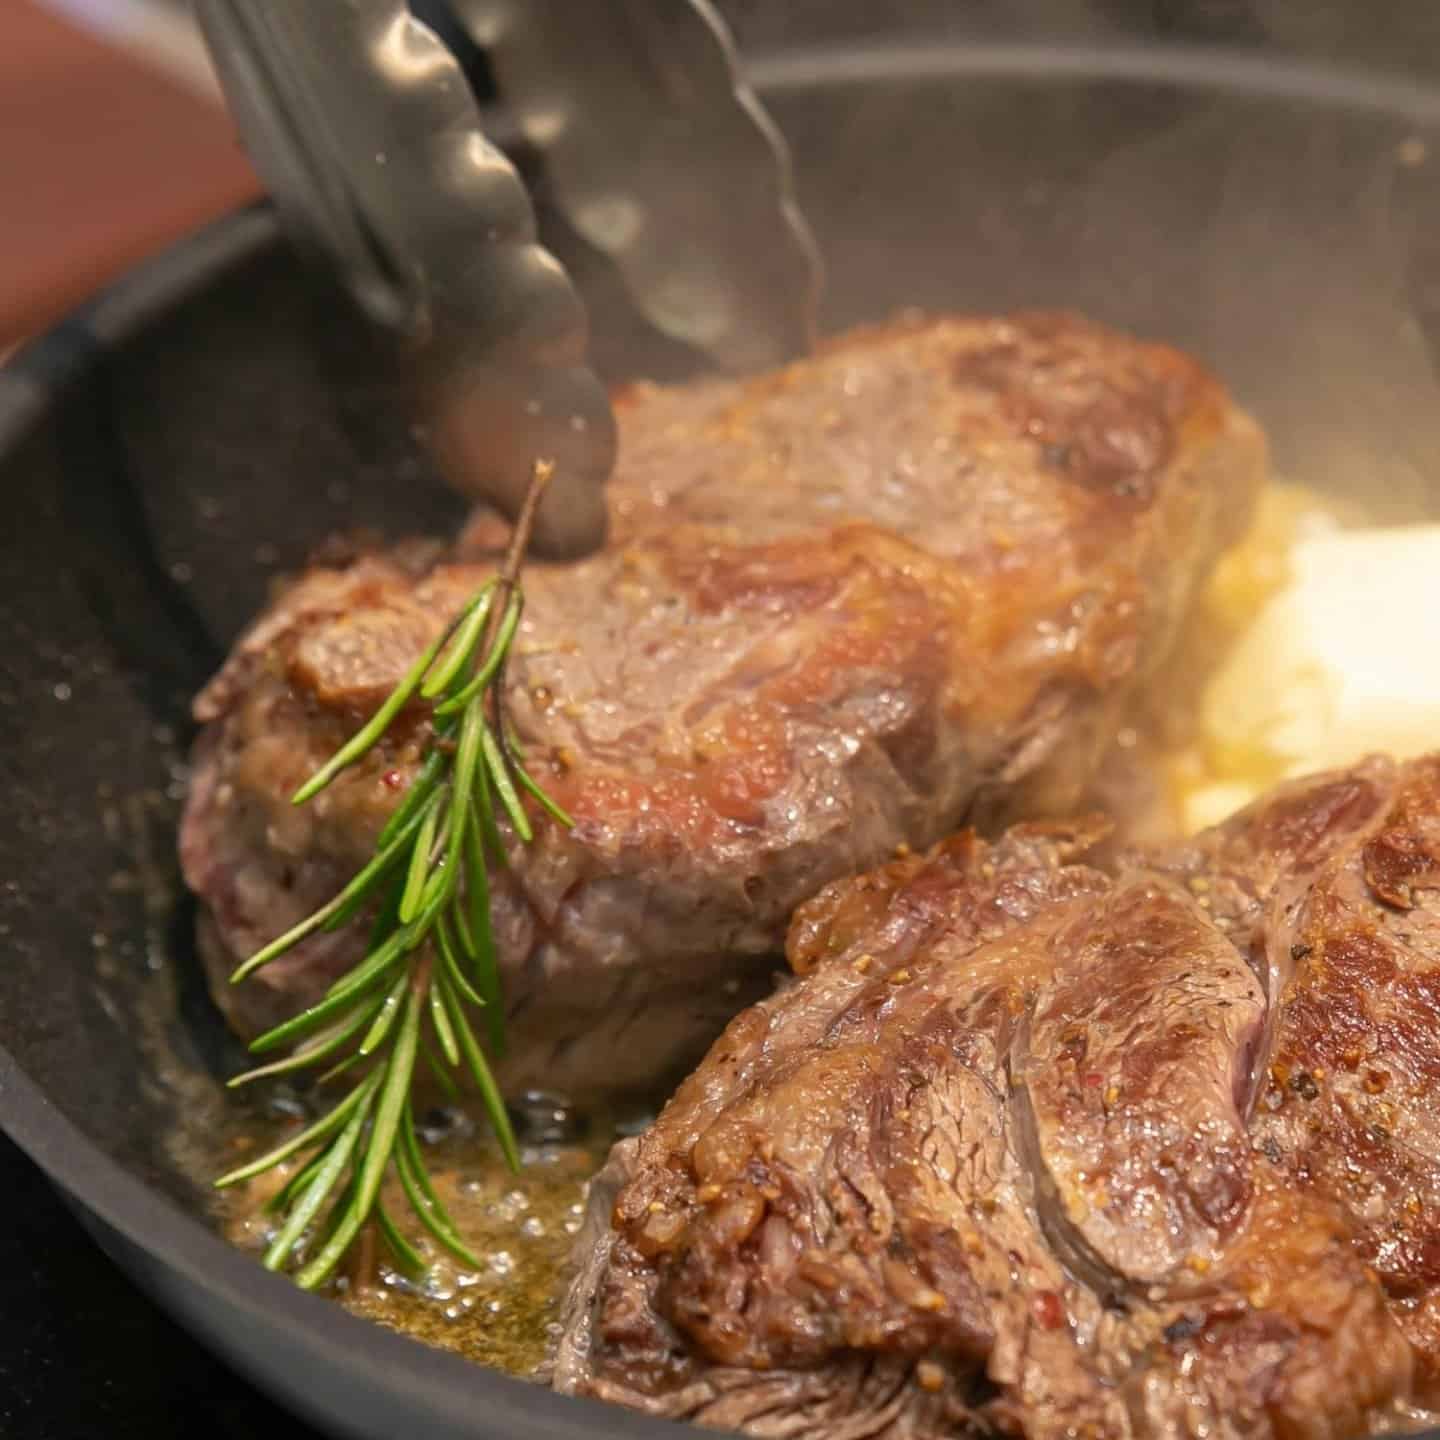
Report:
554,755,1440,1438
180,313,1264,1100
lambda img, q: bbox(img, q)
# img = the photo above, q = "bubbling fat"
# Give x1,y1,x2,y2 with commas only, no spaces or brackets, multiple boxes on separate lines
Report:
220,1105,617,1377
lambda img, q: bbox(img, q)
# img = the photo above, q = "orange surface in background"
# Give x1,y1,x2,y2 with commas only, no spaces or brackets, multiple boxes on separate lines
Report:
0,0,259,348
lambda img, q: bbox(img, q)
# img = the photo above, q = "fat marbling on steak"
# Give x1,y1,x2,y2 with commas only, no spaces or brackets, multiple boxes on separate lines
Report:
554,754,1440,1439
180,313,1265,1100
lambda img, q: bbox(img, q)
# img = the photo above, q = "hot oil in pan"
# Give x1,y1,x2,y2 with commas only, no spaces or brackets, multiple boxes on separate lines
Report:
131,884,623,1380
214,1098,626,1376
90,615,623,1379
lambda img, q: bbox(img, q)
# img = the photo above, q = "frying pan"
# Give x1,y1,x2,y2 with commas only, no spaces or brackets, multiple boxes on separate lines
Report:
4,29,1440,1440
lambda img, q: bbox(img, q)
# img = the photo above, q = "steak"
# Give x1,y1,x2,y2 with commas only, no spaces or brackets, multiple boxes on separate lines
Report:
180,313,1264,1100
553,755,1440,1438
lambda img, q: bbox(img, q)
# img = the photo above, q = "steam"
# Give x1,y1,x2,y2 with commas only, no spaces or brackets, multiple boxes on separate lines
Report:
725,0,1440,522
1071,83,1440,521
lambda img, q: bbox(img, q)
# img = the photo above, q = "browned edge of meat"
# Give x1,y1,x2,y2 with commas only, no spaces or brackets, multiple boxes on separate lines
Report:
554,754,1440,1440
180,311,1266,1103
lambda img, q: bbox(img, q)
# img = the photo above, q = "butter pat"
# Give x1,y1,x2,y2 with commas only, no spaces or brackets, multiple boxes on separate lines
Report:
1191,525,1440,831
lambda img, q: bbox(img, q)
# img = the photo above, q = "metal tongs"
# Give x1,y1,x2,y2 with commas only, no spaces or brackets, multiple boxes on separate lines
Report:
193,0,822,559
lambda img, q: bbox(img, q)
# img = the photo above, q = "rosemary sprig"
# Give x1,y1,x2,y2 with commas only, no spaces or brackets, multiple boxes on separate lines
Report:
215,461,571,1290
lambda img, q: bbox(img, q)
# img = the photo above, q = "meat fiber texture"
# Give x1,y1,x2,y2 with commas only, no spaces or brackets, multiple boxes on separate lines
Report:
554,754,1440,1440
180,313,1264,1102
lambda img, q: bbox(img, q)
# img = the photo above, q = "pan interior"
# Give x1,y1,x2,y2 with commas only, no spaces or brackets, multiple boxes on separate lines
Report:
2,42,1440,1433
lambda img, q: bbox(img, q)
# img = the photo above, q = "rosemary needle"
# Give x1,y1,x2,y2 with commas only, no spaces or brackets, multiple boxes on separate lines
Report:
217,461,570,1288
375,1200,427,1280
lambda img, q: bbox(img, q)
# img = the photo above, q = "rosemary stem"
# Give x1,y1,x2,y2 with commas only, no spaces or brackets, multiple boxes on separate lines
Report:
224,457,564,1289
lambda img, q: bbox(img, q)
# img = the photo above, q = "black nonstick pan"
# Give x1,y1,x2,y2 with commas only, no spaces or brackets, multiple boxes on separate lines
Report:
4,26,1440,1440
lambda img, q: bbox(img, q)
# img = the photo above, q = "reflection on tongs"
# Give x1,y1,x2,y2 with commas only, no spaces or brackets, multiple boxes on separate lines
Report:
193,0,822,559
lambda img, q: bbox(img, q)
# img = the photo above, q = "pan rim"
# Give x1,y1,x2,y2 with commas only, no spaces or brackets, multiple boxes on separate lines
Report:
0,205,685,1440
0,1045,682,1440
746,37,1440,123
3,36,1440,1440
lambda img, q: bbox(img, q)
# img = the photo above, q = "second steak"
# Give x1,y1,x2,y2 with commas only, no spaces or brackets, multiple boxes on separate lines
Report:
555,756,1440,1437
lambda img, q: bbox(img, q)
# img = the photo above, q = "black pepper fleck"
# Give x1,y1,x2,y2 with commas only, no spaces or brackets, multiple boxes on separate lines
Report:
1163,1315,1203,1345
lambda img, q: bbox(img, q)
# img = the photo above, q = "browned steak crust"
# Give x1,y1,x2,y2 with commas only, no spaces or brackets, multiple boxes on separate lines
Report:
180,312,1264,1100
554,756,1440,1439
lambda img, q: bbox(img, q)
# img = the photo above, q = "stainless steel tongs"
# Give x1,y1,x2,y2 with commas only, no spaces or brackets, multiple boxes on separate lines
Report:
193,0,823,559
